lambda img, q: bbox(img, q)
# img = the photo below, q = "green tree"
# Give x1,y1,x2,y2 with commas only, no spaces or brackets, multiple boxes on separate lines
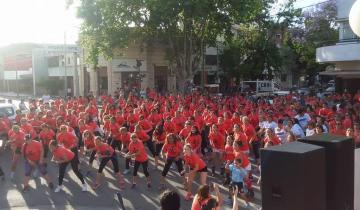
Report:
287,0,338,84
70,0,270,91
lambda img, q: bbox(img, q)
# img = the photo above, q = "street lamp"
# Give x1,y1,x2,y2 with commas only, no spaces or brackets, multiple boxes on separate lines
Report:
349,0,360,37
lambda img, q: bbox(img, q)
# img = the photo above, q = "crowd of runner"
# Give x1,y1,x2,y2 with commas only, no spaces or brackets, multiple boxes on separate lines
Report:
0,89,359,209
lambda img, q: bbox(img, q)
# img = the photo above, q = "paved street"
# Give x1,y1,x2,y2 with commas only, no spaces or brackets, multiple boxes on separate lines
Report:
0,98,262,209
0,148,262,210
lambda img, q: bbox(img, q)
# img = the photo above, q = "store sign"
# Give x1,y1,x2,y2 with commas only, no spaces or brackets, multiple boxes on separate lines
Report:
112,59,147,72
3,54,32,71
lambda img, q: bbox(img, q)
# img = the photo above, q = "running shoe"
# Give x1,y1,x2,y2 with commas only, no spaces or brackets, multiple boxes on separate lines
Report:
81,183,88,192
54,185,64,193
122,169,131,175
184,192,193,201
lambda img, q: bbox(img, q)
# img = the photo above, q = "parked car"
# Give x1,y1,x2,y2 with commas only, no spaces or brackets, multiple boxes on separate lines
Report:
0,103,17,122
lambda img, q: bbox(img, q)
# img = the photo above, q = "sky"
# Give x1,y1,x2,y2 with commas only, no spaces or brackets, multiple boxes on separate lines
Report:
0,0,327,48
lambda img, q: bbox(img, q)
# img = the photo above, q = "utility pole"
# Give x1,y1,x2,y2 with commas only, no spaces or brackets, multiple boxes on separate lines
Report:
64,32,68,97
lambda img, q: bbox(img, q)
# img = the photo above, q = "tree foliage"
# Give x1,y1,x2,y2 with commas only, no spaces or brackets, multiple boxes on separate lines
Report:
72,0,270,89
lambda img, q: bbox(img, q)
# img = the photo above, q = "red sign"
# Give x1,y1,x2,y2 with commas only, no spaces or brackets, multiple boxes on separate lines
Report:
3,54,32,71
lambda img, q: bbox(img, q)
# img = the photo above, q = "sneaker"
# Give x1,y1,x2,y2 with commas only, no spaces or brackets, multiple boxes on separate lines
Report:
81,183,88,192
48,182,54,189
122,169,131,175
54,185,64,193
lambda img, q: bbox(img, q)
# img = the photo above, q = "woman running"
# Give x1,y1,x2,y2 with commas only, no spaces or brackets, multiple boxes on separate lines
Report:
92,136,126,190
49,140,87,192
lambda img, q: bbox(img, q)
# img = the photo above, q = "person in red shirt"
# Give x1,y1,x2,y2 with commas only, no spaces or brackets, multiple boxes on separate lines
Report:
49,140,87,193
116,127,132,175
241,116,260,164
183,144,208,201
39,123,55,158
233,124,249,155
223,136,235,185
7,125,26,180
263,128,281,148
208,124,225,176
332,121,346,136
134,124,155,157
82,130,97,169
179,121,192,141
164,116,176,134
159,133,184,189
171,111,186,133
126,133,151,189
185,126,202,155
92,136,126,190
22,134,53,191
152,124,166,169
56,125,79,167
20,118,37,139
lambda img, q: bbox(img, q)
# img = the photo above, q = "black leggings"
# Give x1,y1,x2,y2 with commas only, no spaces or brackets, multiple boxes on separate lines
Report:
133,160,150,177
58,158,85,185
145,140,155,157
0,166,4,176
251,141,261,160
110,140,122,152
154,143,164,157
161,157,184,177
98,154,120,173
89,150,96,165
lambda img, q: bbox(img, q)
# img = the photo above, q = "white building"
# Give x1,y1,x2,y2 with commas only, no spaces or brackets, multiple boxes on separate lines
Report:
316,0,360,93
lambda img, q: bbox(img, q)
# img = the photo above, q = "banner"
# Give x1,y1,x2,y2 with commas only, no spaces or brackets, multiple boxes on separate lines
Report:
3,54,32,71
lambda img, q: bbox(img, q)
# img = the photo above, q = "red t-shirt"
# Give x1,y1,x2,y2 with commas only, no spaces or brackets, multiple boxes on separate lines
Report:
53,146,75,162
186,135,201,150
96,143,114,157
135,130,150,142
162,142,182,158
224,145,235,161
84,135,96,150
184,153,206,170
8,130,26,148
23,140,42,162
234,150,250,168
242,124,256,142
153,132,166,143
208,132,225,151
57,132,77,149
164,121,176,134
39,129,55,145
264,135,281,146
234,132,249,151
128,140,148,162
115,132,131,145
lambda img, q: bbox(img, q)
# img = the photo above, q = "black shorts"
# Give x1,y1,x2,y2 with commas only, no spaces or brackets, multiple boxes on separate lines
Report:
197,166,208,173
230,181,245,193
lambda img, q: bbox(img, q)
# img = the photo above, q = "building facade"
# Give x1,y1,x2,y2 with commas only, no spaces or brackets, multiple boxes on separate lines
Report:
0,43,81,96
316,0,360,93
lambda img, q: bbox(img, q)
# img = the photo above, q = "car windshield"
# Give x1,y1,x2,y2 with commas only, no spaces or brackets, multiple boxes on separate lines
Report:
0,107,14,117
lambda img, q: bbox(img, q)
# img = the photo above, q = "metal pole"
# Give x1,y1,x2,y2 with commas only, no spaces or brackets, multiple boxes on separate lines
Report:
64,32,67,97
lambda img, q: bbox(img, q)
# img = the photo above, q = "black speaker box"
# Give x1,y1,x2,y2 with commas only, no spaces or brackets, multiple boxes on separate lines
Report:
261,141,326,210
299,134,354,210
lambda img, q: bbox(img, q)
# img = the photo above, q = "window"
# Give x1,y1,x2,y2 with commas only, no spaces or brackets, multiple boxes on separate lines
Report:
339,22,358,41
48,56,60,67
205,55,217,66
67,57,71,64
